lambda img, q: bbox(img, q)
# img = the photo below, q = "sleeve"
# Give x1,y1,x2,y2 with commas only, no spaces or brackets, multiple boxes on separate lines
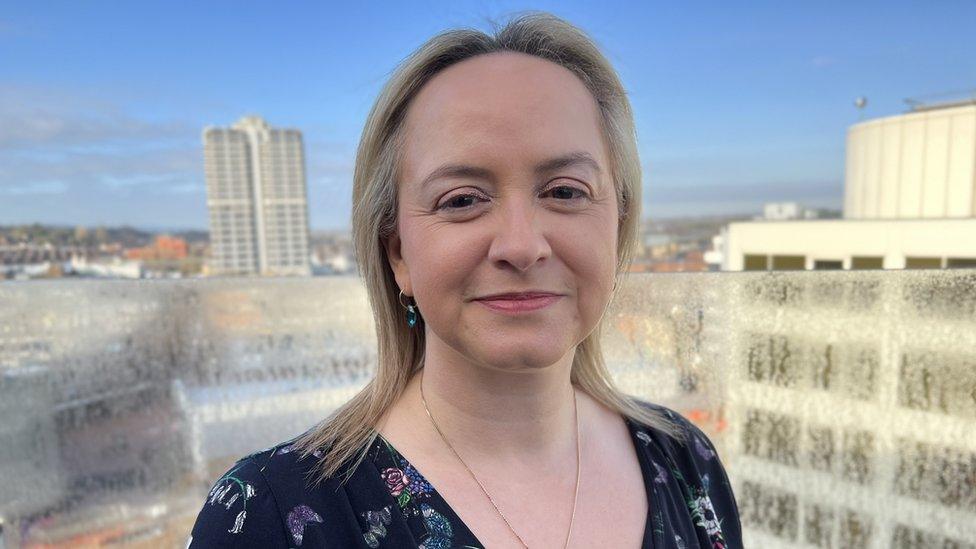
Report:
683,418,744,548
187,459,290,548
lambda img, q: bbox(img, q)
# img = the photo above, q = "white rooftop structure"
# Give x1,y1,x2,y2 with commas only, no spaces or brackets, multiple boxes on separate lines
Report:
721,100,976,271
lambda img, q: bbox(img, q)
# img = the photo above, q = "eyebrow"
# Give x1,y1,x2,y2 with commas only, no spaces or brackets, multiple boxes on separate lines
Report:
419,151,602,188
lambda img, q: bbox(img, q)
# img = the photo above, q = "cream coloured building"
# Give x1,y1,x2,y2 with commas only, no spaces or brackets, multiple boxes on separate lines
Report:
719,100,976,271
204,116,311,276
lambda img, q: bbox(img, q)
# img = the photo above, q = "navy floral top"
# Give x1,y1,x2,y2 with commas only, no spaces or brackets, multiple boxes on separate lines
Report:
188,403,742,548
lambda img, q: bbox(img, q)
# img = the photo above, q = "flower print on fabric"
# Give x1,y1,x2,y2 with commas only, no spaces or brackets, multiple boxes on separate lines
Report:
374,438,469,548
652,461,669,484
286,505,323,546
278,443,297,455
206,466,257,534
361,505,393,548
637,431,671,483
670,464,728,548
378,439,438,513
651,510,665,537
635,430,653,445
418,503,453,549
694,434,716,461
382,466,410,503
404,463,434,495
635,413,735,547
688,484,725,548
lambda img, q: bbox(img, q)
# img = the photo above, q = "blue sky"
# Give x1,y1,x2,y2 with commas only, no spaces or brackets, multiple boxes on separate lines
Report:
2,1,974,230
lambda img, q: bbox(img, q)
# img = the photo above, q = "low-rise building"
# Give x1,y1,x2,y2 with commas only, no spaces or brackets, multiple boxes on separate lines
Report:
721,100,976,271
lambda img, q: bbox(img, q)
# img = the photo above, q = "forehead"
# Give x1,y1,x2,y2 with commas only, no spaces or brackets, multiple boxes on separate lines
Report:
400,52,608,180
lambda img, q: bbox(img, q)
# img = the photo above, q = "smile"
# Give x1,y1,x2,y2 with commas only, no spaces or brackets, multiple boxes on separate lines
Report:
473,292,563,314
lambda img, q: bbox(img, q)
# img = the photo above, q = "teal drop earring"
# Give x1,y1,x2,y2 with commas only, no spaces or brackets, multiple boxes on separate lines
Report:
398,290,419,327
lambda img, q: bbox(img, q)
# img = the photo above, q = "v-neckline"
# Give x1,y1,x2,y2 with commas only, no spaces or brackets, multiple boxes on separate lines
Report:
373,417,657,548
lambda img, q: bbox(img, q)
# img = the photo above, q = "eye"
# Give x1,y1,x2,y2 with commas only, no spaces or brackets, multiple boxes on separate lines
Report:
436,192,488,211
542,184,588,201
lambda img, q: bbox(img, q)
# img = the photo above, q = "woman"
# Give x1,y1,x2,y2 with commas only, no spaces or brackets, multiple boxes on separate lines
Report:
190,12,741,549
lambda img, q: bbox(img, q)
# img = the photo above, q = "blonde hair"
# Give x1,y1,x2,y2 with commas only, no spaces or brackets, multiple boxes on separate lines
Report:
298,11,681,483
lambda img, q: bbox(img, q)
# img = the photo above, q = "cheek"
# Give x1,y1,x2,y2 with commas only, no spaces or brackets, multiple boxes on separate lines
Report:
400,222,486,304
552,213,618,297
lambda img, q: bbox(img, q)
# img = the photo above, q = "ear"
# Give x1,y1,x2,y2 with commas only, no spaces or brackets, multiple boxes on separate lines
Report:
383,231,412,296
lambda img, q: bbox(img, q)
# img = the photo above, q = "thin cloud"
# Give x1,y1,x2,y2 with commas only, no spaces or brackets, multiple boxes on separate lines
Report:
159,182,205,195
647,180,842,204
0,180,68,196
0,143,203,198
0,85,196,149
0,85,203,195
101,173,188,189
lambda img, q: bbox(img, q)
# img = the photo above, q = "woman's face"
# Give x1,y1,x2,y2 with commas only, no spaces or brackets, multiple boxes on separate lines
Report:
386,52,619,372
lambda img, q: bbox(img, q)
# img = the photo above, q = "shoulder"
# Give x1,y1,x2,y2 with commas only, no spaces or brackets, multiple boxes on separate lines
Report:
627,400,744,548
627,399,730,485
626,399,720,457
187,441,333,549
188,447,289,548
189,439,385,548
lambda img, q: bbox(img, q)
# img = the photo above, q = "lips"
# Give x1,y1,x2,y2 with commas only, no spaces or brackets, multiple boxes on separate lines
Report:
473,292,563,314
478,292,559,301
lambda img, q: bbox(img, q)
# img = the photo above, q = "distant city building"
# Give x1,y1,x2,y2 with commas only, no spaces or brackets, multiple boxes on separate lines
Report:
759,202,820,221
124,235,188,261
69,256,143,279
629,249,707,273
720,100,976,271
203,116,311,276
703,233,724,270
0,244,87,280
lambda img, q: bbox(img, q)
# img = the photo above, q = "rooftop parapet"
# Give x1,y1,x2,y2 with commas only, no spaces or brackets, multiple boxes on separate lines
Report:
0,272,974,547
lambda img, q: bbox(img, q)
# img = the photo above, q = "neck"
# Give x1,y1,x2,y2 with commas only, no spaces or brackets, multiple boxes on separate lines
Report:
408,331,579,460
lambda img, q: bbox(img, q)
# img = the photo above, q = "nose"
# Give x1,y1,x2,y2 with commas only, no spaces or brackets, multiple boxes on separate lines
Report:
486,200,552,272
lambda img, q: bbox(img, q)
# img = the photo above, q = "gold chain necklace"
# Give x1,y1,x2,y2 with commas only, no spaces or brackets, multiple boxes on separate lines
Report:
419,369,582,549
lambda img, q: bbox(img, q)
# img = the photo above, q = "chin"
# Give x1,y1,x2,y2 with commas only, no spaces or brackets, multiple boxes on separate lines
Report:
470,341,575,372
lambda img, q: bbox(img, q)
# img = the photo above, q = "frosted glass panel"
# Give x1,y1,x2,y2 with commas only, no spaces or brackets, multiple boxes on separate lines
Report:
1,271,974,548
